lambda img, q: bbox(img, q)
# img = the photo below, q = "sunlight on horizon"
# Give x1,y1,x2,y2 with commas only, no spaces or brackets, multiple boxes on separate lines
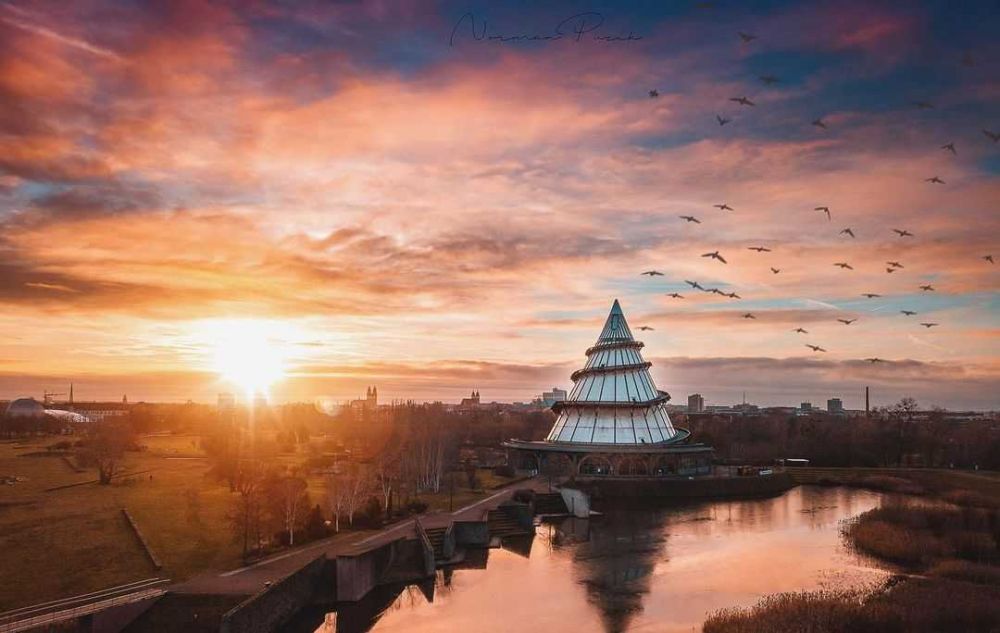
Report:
198,319,297,397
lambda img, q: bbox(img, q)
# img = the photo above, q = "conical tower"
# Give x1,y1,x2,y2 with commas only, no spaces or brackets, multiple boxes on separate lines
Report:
546,300,677,444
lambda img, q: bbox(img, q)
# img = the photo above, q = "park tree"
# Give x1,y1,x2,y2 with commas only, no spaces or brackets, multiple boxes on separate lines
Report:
229,459,268,558
267,472,309,546
79,420,135,484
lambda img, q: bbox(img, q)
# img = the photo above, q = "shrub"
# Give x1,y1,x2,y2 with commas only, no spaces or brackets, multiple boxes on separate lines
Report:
858,475,924,496
845,517,948,565
404,500,428,515
930,560,1000,585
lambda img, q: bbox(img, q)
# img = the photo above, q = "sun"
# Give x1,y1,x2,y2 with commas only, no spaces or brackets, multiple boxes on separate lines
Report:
202,319,291,396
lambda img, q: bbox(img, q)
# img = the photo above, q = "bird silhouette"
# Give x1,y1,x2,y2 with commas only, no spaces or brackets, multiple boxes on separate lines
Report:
983,255,994,264
702,251,728,263
920,323,939,328
941,142,957,155
901,310,917,316
649,89,659,98
641,270,664,276
840,228,855,238
912,101,934,109
717,115,731,126
925,176,945,184
812,118,827,129
806,344,826,352
680,215,701,223
886,267,896,273
837,318,857,325
759,75,779,85
666,293,685,299
834,262,854,270
738,32,757,43
637,326,654,331
984,129,1000,143
815,206,831,221
862,293,881,298
793,328,808,334
892,229,913,237
730,96,755,106
748,246,772,252
714,203,733,211
742,313,756,319
865,358,884,363
887,261,904,268
919,284,935,292
770,267,781,274
725,292,741,299
685,280,704,290
707,288,725,295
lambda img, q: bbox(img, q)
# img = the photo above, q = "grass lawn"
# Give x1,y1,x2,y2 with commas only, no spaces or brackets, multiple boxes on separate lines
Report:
0,435,242,611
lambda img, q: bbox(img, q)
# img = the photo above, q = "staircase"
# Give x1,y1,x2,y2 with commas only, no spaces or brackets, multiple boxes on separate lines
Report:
424,527,448,560
487,507,528,539
533,493,569,515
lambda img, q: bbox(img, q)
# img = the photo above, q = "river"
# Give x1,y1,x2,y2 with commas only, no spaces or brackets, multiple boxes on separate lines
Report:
307,486,892,633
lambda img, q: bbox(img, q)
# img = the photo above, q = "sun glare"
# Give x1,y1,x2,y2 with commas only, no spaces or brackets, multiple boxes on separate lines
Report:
202,319,292,396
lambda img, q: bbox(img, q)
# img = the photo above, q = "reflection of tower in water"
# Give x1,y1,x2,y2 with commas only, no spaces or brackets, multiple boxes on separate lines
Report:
567,510,669,633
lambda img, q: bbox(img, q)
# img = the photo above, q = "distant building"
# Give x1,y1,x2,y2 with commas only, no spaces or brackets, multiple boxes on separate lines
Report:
538,387,567,407
827,398,844,414
459,390,481,410
65,399,129,422
348,386,378,416
217,392,235,411
800,402,813,413
688,394,705,413
4,398,45,418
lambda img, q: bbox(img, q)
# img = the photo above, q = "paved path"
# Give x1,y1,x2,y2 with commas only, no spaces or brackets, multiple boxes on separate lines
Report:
173,478,543,596
0,579,168,633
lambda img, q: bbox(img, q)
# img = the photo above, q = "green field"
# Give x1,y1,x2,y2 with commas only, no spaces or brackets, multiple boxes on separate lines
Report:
0,435,517,611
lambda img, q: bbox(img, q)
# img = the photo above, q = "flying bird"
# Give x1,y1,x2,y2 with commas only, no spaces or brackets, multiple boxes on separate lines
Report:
637,326,654,331
748,246,772,252
793,328,808,334
649,89,659,98
770,267,781,274
714,203,733,211
865,358,884,364
912,101,934,109
834,262,854,270
641,270,664,276
920,323,939,328
708,288,725,295
837,318,857,325
812,118,827,129
925,176,945,184
742,313,756,319
730,96,755,106
901,310,917,316
887,261,904,268
759,75,779,85
983,255,994,264
984,129,1000,143
725,292,741,299
886,267,896,273
919,284,935,292
892,229,913,237
717,115,731,126
941,142,957,155
815,206,831,220
680,215,701,223
702,251,728,263
861,293,881,298
738,32,757,43
666,293,685,299
685,280,704,290
840,228,855,238
806,344,826,352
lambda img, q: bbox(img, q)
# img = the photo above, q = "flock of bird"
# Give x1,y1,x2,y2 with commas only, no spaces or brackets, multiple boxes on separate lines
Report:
641,30,995,360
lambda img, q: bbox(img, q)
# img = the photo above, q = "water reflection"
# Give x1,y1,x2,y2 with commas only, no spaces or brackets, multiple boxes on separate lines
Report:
303,486,889,633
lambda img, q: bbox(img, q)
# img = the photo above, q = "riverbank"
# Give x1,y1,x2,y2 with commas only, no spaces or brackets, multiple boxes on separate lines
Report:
705,468,1000,632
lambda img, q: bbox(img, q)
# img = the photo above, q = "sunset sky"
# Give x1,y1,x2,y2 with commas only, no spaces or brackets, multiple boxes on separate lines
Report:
0,0,997,409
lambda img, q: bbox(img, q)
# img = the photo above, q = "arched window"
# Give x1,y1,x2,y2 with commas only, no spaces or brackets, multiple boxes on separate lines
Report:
578,455,613,476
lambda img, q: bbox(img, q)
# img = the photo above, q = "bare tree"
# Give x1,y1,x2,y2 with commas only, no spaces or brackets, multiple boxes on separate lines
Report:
230,460,267,558
269,473,308,546
373,448,400,516
79,420,135,484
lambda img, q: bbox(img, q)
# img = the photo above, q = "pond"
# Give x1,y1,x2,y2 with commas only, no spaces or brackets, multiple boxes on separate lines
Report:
307,486,892,633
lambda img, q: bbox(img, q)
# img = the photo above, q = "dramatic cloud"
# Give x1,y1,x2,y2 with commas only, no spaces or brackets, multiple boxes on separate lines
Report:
0,0,996,407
